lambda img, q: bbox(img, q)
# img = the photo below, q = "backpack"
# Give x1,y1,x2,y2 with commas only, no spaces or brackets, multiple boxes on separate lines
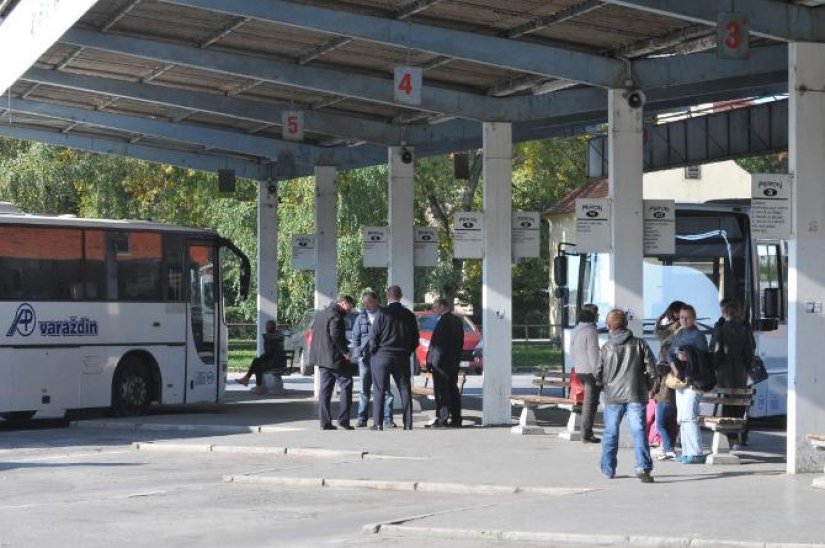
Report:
687,348,717,392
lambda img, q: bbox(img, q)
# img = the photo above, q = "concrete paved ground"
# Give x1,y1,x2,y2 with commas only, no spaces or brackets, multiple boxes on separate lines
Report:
0,373,821,547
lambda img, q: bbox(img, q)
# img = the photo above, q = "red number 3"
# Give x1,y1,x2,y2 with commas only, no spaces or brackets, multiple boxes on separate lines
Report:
287,115,298,134
725,21,741,50
398,73,412,95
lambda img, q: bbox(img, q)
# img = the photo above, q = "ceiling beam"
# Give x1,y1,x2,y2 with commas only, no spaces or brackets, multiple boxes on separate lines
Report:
161,0,627,88
21,67,401,145
603,0,825,42
0,123,272,179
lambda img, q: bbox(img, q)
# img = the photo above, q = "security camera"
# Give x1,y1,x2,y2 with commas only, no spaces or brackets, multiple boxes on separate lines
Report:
626,89,646,109
400,148,413,164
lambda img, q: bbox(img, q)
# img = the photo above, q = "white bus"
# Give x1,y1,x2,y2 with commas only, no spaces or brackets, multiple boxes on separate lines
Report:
554,202,787,417
0,207,250,420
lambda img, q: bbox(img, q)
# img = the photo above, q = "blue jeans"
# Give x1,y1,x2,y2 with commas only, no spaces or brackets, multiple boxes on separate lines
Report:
600,402,653,477
358,360,393,423
655,401,675,453
675,387,702,457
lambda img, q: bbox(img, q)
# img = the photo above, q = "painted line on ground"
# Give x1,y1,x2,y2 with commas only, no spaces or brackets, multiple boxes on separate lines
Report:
132,442,368,459
366,524,825,548
224,474,592,496
71,421,306,434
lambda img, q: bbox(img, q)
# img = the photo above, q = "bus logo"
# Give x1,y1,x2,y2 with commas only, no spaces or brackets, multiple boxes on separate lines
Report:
6,303,36,337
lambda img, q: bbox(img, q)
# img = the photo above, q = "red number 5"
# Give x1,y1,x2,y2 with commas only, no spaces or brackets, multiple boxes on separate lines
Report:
725,21,741,50
398,72,412,95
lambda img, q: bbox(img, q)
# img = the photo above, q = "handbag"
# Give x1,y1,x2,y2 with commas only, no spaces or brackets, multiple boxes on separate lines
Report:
747,355,769,386
664,371,688,390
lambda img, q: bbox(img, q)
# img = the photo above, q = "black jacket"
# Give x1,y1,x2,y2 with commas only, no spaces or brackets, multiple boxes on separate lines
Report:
308,303,350,371
370,301,419,357
426,312,464,370
596,329,656,405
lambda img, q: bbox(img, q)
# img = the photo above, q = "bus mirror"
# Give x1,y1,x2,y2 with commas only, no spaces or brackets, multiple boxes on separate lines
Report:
553,256,568,287
758,318,778,332
763,287,780,319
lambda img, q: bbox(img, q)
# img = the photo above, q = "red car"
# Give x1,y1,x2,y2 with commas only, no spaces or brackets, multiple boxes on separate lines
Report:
415,311,483,374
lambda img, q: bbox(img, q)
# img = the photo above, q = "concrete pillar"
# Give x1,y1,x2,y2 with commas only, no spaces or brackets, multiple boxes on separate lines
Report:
314,165,338,398
481,122,513,426
607,89,644,336
388,146,415,308
314,166,338,309
788,43,825,474
256,180,278,355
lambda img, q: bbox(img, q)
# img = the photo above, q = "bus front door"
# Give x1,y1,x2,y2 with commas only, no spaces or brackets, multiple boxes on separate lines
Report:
186,241,219,403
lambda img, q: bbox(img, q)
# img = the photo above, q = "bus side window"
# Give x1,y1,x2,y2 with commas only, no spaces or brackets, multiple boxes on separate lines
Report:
757,243,785,321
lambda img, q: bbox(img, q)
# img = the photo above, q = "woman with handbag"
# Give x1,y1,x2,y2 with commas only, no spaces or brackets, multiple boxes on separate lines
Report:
666,304,709,464
650,301,684,460
711,301,754,447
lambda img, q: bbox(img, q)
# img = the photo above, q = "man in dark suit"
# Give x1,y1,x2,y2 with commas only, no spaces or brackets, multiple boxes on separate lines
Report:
369,285,419,430
308,295,355,430
426,298,465,428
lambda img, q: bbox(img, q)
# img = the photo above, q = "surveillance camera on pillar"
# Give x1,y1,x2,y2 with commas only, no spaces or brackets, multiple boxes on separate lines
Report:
625,89,646,109
400,147,414,164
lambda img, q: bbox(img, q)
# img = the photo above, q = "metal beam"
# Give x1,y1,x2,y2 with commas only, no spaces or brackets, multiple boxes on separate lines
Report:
7,97,326,160
505,0,604,39
0,124,271,179
161,0,627,88
21,67,401,145
603,0,825,42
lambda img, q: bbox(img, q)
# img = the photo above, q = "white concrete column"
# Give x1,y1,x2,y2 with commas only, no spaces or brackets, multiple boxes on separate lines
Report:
607,89,644,336
314,166,338,309
314,166,338,399
788,43,825,474
482,122,513,426
388,146,415,308
256,180,278,355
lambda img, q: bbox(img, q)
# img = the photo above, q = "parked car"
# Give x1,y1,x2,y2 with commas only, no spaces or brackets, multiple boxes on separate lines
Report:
414,311,483,374
285,309,359,376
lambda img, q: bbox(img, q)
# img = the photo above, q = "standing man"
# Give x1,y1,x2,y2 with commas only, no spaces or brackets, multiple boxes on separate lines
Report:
370,285,419,430
309,295,356,430
426,298,464,428
596,309,657,483
571,303,601,443
351,290,395,428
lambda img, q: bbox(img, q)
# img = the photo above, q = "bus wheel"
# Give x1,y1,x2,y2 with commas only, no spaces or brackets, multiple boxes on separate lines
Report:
112,357,152,417
1,411,36,423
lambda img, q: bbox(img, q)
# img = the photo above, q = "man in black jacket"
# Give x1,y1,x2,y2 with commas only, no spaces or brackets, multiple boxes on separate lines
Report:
309,295,355,430
369,285,419,430
426,298,464,428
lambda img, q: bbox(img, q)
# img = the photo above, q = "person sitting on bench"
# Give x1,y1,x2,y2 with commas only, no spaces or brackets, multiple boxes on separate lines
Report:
237,320,287,394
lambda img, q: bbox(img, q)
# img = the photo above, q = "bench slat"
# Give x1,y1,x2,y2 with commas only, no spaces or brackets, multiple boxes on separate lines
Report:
511,395,576,406
701,397,753,406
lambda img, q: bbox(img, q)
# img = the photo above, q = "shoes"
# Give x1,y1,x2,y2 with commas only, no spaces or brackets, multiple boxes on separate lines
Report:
657,451,677,461
370,425,383,431
321,424,338,431
582,436,601,444
449,422,462,428
598,466,614,479
403,425,413,430
636,470,655,483
678,454,706,464
384,421,398,429
356,420,367,428
236,376,249,386
339,424,355,430
426,421,449,429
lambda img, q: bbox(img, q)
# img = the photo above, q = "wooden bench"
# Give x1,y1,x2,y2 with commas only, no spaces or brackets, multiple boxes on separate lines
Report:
511,371,581,438
807,434,825,489
700,387,754,465
412,369,468,399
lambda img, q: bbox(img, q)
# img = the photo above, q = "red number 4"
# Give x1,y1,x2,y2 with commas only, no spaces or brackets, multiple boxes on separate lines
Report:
398,72,412,95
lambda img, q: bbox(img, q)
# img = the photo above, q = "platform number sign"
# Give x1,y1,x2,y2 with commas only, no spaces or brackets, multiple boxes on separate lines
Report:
717,12,749,60
394,66,422,106
282,110,304,141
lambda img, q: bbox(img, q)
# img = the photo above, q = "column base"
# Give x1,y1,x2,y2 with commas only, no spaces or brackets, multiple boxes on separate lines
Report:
706,453,741,465
558,431,581,441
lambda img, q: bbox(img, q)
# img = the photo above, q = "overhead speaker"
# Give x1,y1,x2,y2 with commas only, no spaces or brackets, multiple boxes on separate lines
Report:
454,152,470,180
218,169,236,194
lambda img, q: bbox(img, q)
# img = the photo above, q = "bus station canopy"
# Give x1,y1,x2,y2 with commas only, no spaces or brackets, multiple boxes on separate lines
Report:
0,0,808,180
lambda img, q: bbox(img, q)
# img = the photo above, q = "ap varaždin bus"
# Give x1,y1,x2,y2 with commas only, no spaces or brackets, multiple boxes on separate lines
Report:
554,202,787,418
0,203,250,420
